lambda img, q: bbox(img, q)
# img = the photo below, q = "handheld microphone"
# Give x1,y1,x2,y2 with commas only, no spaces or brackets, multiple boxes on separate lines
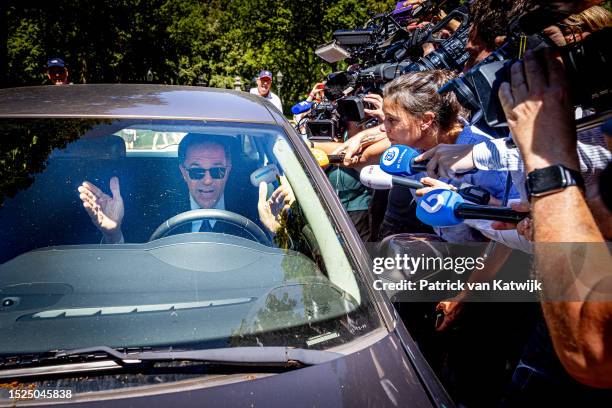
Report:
380,145,427,176
360,166,490,205
380,145,476,176
291,100,314,115
360,165,425,190
416,189,526,227
250,164,280,186
311,148,345,167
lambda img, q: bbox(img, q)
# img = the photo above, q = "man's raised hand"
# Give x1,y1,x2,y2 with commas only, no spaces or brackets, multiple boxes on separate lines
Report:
78,176,124,243
257,176,295,234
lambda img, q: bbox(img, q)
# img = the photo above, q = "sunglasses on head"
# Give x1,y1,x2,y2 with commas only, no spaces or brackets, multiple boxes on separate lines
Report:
184,166,227,180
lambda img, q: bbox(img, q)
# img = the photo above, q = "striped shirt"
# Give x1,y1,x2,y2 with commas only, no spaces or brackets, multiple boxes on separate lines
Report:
472,126,611,201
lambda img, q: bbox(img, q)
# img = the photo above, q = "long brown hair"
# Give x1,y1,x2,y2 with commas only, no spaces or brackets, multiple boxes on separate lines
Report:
383,70,464,144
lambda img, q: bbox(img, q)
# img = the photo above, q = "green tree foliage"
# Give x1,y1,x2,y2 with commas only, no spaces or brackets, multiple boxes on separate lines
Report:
5,1,609,112
0,118,108,206
3,0,396,111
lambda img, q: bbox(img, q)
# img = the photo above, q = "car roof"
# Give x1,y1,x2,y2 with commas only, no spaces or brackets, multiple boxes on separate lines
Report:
0,84,279,123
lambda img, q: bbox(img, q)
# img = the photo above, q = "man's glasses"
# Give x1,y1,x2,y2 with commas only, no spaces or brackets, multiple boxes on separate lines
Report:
184,167,227,180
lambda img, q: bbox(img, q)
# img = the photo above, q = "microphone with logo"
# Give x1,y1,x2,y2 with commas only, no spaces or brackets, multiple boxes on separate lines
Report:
416,189,526,227
361,165,491,205
380,145,476,177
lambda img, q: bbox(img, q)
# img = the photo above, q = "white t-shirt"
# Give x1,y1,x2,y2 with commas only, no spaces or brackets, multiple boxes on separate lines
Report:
249,88,283,112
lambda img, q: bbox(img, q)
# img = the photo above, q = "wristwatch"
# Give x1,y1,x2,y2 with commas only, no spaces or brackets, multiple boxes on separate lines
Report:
525,164,584,199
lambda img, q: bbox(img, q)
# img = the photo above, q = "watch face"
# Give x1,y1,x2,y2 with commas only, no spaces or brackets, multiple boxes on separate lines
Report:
528,166,566,195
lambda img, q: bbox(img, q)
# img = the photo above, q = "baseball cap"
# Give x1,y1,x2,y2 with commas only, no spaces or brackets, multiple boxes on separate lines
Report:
258,70,273,80
46,58,66,69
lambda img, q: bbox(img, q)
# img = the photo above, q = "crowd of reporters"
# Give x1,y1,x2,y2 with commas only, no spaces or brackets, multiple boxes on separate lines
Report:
292,0,612,406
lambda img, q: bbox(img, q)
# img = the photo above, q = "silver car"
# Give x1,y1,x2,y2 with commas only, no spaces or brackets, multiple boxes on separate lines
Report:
0,84,452,407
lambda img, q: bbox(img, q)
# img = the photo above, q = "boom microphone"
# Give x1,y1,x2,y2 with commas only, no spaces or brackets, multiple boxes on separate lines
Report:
360,165,425,189
291,100,314,115
416,189,526,227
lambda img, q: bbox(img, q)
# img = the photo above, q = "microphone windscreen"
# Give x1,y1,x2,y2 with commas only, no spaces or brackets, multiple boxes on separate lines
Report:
416,189,464,227
380,145,420,176
310,148,330,167
359,165,393,189
250,164,279,186
291,101,313,115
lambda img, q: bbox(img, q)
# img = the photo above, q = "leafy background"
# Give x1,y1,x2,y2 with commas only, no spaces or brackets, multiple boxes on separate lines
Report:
2,0,610,111
1,0,402,111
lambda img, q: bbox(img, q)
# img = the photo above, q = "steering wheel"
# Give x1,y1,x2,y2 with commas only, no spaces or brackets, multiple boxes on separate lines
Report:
149,209,270,245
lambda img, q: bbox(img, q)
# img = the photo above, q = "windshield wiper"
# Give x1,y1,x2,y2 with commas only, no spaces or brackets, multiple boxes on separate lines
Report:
0,346,342,380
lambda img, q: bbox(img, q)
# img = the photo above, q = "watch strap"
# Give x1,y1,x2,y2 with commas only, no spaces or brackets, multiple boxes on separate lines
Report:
526,164,584,199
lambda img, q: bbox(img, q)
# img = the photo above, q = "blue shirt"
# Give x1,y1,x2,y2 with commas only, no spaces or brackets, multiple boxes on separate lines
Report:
450,125,519,202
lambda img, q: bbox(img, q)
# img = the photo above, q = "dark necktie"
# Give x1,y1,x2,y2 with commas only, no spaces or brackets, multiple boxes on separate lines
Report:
199,219,213,232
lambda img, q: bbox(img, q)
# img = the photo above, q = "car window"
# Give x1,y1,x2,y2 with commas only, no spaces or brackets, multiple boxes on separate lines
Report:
0,118,382,356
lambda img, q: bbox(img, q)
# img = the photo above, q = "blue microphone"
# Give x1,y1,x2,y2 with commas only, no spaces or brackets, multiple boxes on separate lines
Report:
291,101,313,115
380,145,476,176
380,145,428,176
416,189,526,227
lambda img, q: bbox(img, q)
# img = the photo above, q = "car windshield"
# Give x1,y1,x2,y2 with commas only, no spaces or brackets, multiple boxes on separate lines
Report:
0,118,382,356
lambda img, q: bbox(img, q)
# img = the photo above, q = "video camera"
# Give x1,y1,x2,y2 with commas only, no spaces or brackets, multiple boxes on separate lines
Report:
303,2,471,141
439,5,612,129
302,69,379,141
401,6,470,73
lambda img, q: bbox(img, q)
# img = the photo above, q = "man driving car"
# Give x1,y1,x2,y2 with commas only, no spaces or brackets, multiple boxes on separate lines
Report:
78,134,291,243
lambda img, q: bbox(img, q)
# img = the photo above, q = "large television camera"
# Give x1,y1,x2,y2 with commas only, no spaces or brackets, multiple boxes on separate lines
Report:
439,5,612,129
302,69,381,142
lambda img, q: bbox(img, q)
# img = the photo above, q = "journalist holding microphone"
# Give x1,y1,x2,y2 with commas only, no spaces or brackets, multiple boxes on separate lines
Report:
360,70,516,241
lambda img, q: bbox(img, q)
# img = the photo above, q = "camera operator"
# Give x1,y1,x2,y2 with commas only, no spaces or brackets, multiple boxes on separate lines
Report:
329,93,388,168
464,0,528,72
415,5,612,241
293,82,325,129
493,42,612,405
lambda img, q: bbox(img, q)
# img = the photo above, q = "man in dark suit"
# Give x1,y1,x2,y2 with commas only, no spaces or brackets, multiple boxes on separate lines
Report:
77,134,286,243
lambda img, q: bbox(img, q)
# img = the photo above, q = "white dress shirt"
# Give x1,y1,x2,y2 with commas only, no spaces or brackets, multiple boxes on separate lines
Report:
190,194,225,232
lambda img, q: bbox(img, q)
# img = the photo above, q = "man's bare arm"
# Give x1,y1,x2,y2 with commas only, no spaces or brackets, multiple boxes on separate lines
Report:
532,187,612,388
499,48,612,387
